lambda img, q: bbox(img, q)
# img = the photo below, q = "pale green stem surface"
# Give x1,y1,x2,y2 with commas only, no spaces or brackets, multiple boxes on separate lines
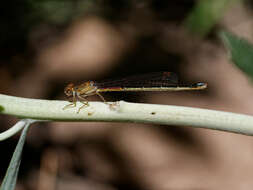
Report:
0,119,38,141
0,94,253,136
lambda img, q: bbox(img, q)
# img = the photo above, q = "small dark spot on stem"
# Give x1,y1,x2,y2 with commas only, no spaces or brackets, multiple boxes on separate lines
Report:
151,112,156,115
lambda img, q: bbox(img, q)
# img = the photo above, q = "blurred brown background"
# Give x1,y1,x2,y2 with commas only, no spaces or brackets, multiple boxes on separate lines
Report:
1,0,253,189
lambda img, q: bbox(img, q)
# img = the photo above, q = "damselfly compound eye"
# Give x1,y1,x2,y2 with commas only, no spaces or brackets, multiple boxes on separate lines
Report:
64,83,74,96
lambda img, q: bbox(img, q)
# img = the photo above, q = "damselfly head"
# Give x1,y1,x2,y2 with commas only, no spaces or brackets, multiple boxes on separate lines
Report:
64,83,75,96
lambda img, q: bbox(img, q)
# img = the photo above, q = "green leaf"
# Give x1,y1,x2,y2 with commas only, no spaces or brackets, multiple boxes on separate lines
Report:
185,0,239,37
220,31,253,79
0,123,31,190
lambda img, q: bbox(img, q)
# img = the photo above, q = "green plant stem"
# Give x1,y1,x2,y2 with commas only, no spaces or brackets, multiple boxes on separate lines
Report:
0,119,38,141
0,123,30,190
0,120,28,141
0,94,253,135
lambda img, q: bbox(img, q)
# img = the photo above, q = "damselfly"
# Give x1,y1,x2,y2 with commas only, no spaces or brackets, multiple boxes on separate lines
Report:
63,72,207,112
